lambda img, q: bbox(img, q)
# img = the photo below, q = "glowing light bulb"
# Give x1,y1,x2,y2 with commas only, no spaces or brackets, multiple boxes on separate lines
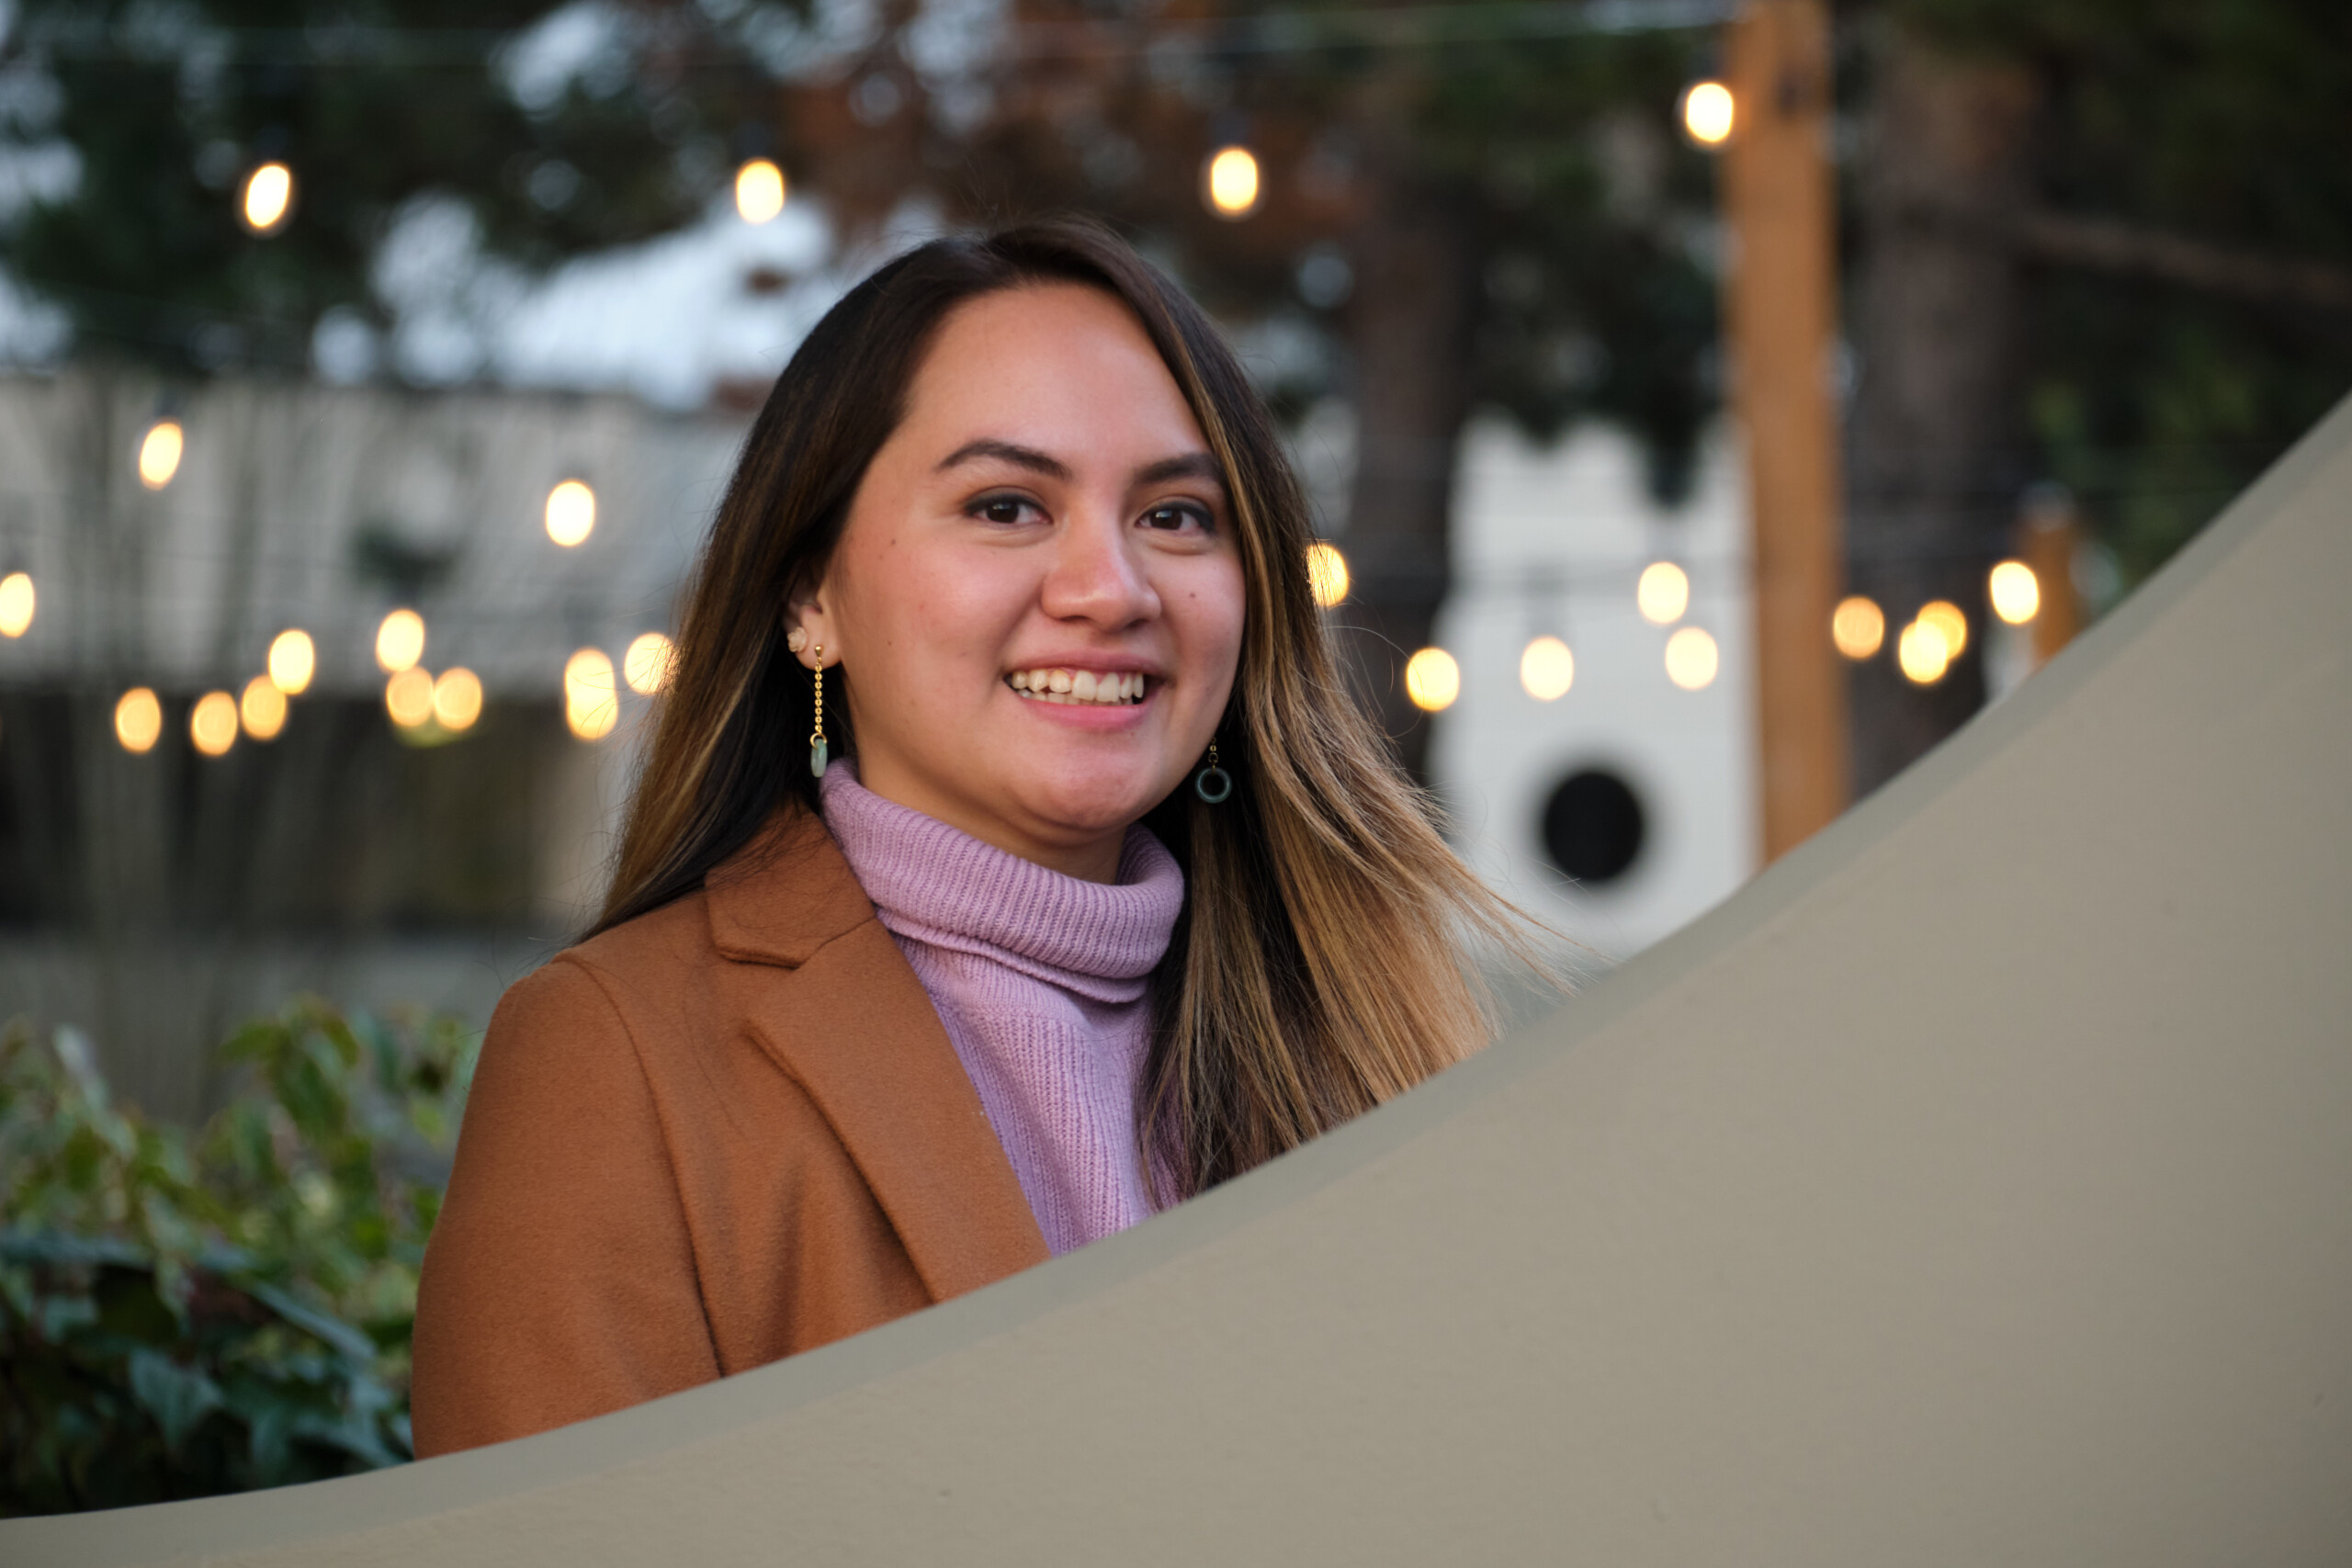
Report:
138,420,184,489
376,608,424,672
1681,81,1736,147
385,667,435,728
115,687,162,753
1831,594,1885,660
0,571,32,637
565,648,618,739
1204,146,1261,219
1896,619,1951,684
266,628,315,694
1403,647,1460,713
1305,542,1350,608
1637,560,1690,625
190,690,239,756
735,158,786,223
240,675,287,740
545,479,596,547
1917,599,1969,660
1519,636,1574,701
624,631,675,695
1989,559,2041,625
433,667,484,731
1665,626,1719,690
241,162,293,233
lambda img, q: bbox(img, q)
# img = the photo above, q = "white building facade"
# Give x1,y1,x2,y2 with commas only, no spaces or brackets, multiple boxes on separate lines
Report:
1433,417,1758,967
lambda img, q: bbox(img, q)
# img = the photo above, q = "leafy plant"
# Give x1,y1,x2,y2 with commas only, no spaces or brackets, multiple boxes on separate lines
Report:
0,1000,477,1516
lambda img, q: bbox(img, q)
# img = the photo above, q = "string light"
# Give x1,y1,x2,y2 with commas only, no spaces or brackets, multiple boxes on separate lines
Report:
0,571,31,637
1681,81,1736,147
1831,594,1884,660
241,163,294,233
545,479,596,547
735,158,786,223
240,675,287,740
266,628,315,694
1896,619,1951,684
1204,146,1261,219
433,667,484,731
115,687,162,753
565,648,618,739
1519,635,1575,701
1305,542,1350,608
1917,600,1969,660
1664,626,1719,690
376,608,425,672
1636,560,1690,625
190,690,239,756
623,631,675,695
1403,647,1460,713
138,420,184,489
1989,560,2041,625
385,667,435,728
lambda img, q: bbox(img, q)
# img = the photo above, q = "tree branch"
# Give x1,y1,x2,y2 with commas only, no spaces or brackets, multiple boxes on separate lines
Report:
2017,210,2352,313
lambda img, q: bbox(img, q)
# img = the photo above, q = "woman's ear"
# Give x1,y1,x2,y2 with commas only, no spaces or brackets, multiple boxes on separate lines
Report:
784,589,836,669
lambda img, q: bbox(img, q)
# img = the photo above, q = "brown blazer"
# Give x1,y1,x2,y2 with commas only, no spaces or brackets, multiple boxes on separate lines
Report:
409,808,1050,1457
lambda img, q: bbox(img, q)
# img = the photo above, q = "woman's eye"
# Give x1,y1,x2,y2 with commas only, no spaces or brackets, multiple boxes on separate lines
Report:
1142,502,1212,534
973,495,1038,525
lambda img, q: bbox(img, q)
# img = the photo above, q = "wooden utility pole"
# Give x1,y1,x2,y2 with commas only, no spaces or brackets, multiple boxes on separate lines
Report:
2019,490,2082,668
1722,0,1848,862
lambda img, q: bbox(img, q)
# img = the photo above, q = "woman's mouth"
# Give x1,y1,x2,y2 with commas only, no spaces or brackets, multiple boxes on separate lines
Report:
1007,668,1150,706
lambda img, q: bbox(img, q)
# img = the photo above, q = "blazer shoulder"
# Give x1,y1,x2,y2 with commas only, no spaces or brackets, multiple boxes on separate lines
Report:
560,806,879,986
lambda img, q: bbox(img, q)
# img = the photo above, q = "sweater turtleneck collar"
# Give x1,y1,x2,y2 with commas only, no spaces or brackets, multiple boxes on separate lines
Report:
817,761,1184,1007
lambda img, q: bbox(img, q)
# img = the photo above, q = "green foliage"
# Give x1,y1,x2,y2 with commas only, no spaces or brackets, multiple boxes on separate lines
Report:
0,1000,476,1516
1878,0,2352,587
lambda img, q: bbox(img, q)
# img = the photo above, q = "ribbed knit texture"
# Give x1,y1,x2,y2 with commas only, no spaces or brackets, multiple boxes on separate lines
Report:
819,762,1183,1256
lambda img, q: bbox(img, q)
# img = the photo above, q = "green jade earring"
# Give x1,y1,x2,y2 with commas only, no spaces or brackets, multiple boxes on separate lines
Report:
1193,740,1231,804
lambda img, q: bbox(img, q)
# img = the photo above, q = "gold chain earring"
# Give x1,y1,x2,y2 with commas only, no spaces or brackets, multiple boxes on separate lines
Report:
808,644,828,776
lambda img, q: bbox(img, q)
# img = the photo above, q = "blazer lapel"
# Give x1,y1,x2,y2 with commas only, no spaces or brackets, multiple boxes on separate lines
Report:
707,809,1051,1301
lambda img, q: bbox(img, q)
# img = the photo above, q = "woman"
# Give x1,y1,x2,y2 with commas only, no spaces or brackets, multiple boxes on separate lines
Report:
411,220,1540,1457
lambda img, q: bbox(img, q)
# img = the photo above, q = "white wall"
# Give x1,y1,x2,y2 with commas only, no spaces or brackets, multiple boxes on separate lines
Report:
1434,416,1758,965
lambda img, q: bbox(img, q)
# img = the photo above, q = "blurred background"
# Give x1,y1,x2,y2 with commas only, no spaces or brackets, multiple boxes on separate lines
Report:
5,0,2351,1111
0,0,2348,1506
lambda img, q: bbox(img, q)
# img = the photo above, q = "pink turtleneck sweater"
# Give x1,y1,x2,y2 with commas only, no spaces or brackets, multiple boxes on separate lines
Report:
819,762,1184,1256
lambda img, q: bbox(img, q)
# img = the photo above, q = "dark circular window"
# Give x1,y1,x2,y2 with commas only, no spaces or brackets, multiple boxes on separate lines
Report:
1541,769,1645,886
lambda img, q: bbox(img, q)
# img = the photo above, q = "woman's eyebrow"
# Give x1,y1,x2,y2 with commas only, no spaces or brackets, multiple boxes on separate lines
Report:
1133,451,1224,489
935,438,1071,479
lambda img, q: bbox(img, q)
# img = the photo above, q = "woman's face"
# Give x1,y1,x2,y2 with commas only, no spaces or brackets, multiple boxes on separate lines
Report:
796,283,1247,882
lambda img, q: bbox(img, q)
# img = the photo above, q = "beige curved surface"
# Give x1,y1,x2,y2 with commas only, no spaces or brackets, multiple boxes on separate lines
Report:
11,397,2352,1566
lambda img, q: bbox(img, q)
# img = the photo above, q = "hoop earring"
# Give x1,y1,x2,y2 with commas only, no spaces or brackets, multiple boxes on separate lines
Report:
1193,741,1231,805
808,644,828,777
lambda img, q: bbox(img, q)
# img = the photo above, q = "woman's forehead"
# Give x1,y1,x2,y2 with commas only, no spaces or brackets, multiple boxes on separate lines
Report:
899,285,1210,468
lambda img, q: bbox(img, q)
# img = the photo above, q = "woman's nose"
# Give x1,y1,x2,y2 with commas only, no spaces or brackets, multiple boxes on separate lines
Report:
1039,509,1159,627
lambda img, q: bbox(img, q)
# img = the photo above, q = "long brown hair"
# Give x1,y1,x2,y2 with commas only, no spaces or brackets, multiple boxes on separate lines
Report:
598,219,1544,1201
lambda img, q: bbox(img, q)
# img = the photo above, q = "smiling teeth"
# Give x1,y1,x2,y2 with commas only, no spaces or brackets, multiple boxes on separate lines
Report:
1009,669,1148,705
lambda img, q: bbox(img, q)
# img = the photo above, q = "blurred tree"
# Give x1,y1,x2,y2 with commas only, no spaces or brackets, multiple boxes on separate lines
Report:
1843,0,2352,791
0,0,776,374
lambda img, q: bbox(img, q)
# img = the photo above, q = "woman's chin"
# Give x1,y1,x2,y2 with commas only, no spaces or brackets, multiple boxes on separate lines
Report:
1009,766,1170,844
